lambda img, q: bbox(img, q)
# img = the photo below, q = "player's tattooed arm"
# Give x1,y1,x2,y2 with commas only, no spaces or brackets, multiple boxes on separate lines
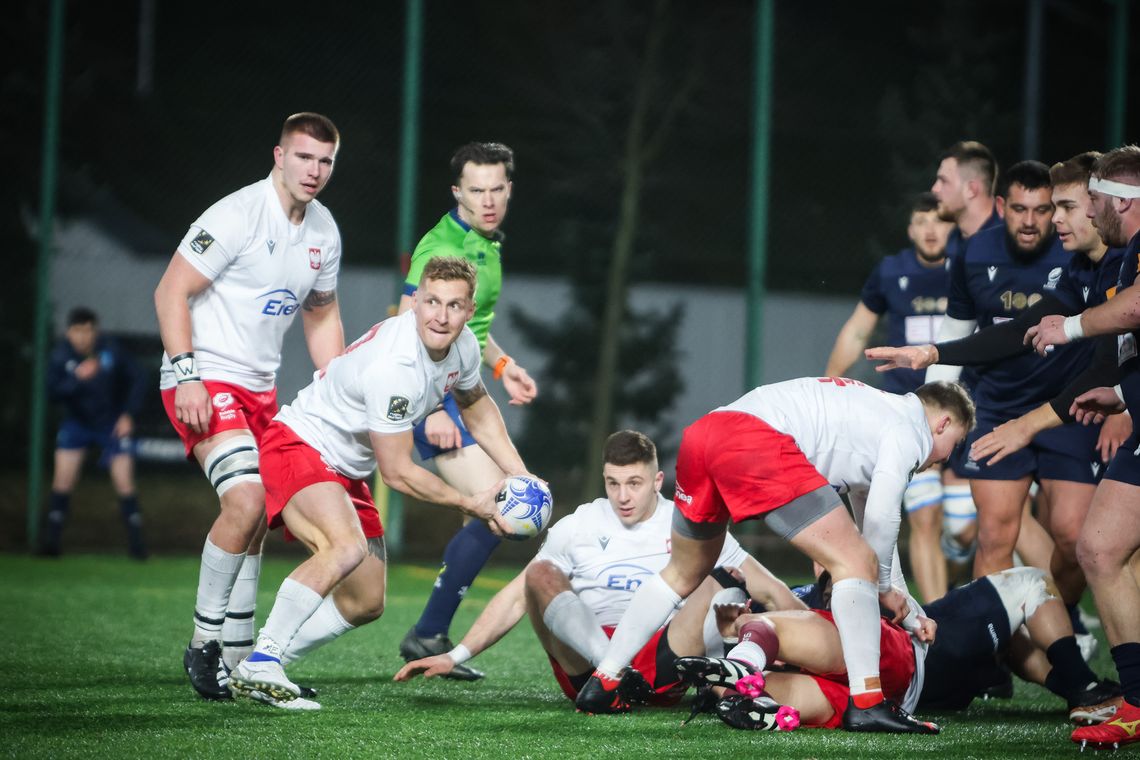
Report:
452,383,489,409
302,289,337,311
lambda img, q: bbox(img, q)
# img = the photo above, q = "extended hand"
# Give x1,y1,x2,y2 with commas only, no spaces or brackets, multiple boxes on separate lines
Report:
1098,410,1132,462
1024,315,1067,356
113,413,134,438
970,417,1033,465
502,362,537,406
863,344,937,372
393,654,456,681
174,381,212,434
1070,387,1127,426
424,409,464,450
879,588,909,624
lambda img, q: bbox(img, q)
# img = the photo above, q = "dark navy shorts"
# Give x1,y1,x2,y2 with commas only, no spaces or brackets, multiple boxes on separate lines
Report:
956,407,1101,484
1105,430,1140,487
55,419,134,467
413,393,477,460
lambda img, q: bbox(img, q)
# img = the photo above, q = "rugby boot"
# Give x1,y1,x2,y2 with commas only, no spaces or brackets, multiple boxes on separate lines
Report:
674,655,756,690
399,627,485,681
716,694,801,731
842,697,940,734
576,670,631,714
184,640,232,701
1068,679,1123,725
229,656,301,703
1072,699,1140,750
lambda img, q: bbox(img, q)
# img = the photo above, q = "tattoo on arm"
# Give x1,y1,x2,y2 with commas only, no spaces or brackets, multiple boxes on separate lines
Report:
452,383,488,409
303,289,337,311
366,536,387,561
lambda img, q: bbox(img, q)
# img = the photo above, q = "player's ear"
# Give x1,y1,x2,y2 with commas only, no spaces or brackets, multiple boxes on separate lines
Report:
452,185,461,203
654,470,664,492
995,194,1006,217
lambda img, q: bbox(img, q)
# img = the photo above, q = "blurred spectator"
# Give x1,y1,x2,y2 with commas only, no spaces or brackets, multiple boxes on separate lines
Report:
41,306,148,559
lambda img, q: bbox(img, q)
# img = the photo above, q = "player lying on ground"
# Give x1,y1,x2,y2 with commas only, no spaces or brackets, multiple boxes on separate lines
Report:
678,565,1120,731
575,378,972,734
394,429,804,707
227,257,534,710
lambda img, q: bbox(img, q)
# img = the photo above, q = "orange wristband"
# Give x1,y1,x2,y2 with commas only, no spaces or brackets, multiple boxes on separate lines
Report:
493,355,512,380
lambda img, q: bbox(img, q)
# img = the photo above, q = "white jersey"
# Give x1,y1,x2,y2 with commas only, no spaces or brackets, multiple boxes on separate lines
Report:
159,176,342,392
535,495,748,627
720,377,933,591
276,311,482,479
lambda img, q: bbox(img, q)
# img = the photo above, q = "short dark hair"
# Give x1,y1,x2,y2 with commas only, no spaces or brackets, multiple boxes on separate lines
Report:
915,381,976,431
419,256,477,299
450,142,515,185
281,112,340,149
911,191,939,215
66,306,97,327
999,160,1052,197
939,140,998,197
603,430,657,468
1092,144,1140,185
1050,151,1101,188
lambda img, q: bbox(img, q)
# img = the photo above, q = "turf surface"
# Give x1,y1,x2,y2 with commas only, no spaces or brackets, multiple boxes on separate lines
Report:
0,553,1109,758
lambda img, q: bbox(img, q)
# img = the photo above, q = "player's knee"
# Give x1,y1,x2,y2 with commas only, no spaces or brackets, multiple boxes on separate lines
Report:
204,434,261,499
525,561,569,598
1076,534,1116,581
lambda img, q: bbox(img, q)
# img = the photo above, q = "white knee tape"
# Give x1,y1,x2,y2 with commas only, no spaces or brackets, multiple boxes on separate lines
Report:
203,434,260,496
903,470,942,513
988,566,1052,629
941,483,977,536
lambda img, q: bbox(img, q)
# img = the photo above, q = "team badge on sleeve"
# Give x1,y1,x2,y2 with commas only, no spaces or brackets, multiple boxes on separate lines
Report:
309,247,322,269
190,230,215,254
387,396,410,421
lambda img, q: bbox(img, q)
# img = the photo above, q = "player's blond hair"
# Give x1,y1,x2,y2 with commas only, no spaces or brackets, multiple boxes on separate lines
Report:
420,256,477,300
916,381,976,431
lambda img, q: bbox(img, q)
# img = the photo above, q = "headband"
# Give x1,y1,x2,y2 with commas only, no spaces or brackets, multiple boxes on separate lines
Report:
1089,176,1140,199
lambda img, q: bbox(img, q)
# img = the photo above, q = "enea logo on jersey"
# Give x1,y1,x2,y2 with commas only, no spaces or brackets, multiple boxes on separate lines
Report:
601,563,656,592
257,289,300,317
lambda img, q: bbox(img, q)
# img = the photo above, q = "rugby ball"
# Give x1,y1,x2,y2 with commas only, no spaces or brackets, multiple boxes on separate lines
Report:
496,475,553,541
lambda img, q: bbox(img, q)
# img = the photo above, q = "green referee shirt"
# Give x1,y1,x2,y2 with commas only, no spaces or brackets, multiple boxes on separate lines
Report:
403,209,503,353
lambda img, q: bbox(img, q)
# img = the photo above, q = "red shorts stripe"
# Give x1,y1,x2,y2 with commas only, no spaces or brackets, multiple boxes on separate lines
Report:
804,610,917,729
547,625,685,706
259,420,383,540
674,411,829,524
161,381,278,456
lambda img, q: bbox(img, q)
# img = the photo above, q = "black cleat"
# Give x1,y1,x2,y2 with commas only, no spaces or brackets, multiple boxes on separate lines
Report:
716,694,801,731
399,627,484,681
1068,679,1123,725
298,684,318,699
617,668,655,705
682,686,721,725
184,640,232,701
575,670,631,714
674,656,756,689
842,697,939,734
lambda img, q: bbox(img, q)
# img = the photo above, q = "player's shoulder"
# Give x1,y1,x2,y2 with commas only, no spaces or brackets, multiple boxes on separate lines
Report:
962,224,1006,261
304,198,340,237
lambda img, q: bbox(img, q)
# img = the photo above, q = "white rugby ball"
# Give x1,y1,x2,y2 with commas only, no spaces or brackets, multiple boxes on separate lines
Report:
496,475,553,541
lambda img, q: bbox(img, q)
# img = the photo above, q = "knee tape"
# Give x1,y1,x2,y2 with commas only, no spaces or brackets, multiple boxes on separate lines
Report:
203,434,260,496
903,470,942,513
941,483,977,537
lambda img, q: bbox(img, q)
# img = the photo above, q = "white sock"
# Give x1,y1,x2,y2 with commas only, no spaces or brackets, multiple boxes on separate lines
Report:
281,595,356,666
255,578,324,659
191,538,246,646
596,574,682,678
703,587,747,657
830,577,882,696
222,554,261,670
543,591,610,667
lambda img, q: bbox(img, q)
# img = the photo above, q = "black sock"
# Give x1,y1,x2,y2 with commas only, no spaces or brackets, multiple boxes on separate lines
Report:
1111,642,1140,708
43,491,70,552
1045,636,1098,698
119,495,147,557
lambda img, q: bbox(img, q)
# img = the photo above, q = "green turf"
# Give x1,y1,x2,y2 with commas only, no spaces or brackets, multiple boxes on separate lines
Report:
0,554,1108,758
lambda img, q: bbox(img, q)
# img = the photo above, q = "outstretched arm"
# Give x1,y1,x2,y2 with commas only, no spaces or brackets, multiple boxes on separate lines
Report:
825,303,879,378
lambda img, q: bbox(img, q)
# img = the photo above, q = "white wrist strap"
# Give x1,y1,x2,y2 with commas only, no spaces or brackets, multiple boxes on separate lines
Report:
1062,315,1085,341
449,644,472,665
170,352,201,383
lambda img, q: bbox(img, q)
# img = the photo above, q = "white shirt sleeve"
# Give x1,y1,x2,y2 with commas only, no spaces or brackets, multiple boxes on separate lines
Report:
533,514,577,576
314,223,341,292
176,199,250,280
363,360,425,435
453,329,484,391
862,430,922,592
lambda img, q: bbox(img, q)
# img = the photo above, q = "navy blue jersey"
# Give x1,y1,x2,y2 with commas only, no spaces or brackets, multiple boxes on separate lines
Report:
1048,247,1126,314
861,249,950,393
948,227,1094,415
1114,231,1140,416
944,208,1003,260
47,336,145,428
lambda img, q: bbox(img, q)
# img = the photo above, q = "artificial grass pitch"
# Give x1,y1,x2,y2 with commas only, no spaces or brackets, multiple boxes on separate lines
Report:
0,553,1101,758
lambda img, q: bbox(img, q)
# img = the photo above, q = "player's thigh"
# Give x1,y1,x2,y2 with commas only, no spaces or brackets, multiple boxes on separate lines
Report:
660,527,726,595
1079,479,1140,573
762,672,836,726
282,481,367,554
108,454,135,494
764,610,845,674
51,448,86,491
434,444,505,498
906,501,942,535
1038,478,1095,548
788,504,875,582
971,477,1032,533
331,537,388,624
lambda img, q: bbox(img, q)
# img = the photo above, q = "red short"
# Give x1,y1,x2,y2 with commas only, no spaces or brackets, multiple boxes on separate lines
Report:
548,625,685,707
803,610,917,729
161,381,279,456
258,420,383,540
673,411,829,524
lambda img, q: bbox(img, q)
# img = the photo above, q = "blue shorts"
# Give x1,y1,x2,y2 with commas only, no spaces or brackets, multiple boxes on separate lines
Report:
413,394,477,460
1105,431,1140,487
956,407,1101,484
919,576,1010,709
55,419,134,468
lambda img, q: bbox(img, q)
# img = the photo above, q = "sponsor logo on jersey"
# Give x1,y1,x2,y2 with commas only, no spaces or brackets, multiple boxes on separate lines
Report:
600,562,655,592
190,229,215,254
1082,286,1091,302
1043,267,1063,290
387,396,410,421
309,247,322,270
212,392,234,409
267,239,276,255
598,536,610,550
674,483,693,504
257,289,300,316
1092,462,1101,477
987,266,998,282
443,371,459,394
898,276,909,292
986,622,999,650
